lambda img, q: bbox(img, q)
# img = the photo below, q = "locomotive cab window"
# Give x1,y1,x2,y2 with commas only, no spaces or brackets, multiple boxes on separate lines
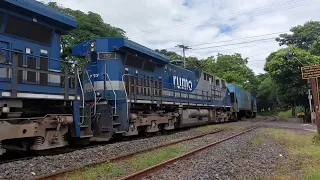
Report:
216,79,220,86
195,70,200,78
5,16,53,44
221,80,226,87
143,59,155,72
125,55,144,69
0,13,3,28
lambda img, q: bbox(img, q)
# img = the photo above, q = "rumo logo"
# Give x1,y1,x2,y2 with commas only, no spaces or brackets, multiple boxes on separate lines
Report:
173,76,193,91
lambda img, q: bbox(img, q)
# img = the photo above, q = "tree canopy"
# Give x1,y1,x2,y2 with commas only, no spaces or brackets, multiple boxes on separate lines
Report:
276,21,320,51
265,46,320,112
47,2,126,61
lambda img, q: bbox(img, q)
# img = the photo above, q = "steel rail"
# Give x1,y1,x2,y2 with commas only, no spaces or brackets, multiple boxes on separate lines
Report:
118,116,276,180
31,129,225,180
23,116,272,180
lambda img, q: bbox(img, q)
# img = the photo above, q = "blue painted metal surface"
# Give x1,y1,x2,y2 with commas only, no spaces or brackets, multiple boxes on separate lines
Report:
0,0,77,99
73,100,81,137
0,0,77,32
72,38,171,64
227,83,253,111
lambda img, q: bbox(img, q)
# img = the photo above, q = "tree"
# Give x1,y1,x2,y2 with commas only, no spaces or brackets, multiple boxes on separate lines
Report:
276,21,320,51
47,2,126,64
256,74,281,111
155,49,182,60
211,53,255,88
264,46,320,116
310,36,320,56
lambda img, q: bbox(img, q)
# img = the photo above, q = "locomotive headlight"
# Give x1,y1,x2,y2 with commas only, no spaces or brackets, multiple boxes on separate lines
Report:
90,42,96,52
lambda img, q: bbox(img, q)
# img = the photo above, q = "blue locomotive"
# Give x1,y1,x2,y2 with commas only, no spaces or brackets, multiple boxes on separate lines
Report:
0,0,87,155
0,0,257,155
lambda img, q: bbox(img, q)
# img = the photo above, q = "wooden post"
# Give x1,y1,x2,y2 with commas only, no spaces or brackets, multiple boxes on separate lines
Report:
310,78,320,133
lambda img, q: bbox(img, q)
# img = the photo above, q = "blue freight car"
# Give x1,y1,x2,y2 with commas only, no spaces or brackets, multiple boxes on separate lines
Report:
0,0,92,156
227,83,257,118
72,37,237,141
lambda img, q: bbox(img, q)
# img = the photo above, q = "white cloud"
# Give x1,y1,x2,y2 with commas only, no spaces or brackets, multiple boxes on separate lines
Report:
43,0,320,74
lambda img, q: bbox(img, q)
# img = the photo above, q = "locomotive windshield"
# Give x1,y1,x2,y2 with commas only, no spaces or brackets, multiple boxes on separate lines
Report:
0,12,3,26
5,16,53,44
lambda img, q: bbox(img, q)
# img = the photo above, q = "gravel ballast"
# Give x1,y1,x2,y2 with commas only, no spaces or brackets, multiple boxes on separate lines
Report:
142,128,288,180
0,120,263,180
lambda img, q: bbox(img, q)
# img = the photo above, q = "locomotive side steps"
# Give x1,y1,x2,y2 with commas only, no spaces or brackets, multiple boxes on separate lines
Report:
77,70,94,139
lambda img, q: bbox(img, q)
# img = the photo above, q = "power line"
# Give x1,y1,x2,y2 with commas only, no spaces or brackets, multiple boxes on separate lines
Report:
128,0,313,37
191,37,276,50
189,31,288,47
165,31,286,52
204,41,275,54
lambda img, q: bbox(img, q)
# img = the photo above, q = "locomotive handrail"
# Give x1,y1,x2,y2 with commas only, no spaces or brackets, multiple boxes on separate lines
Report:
122,74,224,106
122,74,129,117
0,48,78,100
0,64,76,78
0,47,74,63
77,69,85,125
84,70,97,116
105,70,117,115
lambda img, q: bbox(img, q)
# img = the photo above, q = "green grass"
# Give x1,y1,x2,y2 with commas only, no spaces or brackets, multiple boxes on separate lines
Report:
66,144,189,180
277,110,292,119
250,134,263,145
259,106,305,119
261,128,320,180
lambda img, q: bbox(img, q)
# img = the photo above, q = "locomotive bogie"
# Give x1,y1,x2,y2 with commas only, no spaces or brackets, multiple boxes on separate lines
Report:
0,114,74,153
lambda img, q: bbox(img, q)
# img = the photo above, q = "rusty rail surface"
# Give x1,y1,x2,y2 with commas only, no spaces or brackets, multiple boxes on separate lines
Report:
118,117,276,180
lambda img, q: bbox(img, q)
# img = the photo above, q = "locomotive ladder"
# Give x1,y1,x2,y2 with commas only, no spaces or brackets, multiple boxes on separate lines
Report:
103,65,124,134
76,69,95,138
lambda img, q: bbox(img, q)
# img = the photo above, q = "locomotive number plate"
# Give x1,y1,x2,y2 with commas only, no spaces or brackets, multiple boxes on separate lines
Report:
98,52,116,60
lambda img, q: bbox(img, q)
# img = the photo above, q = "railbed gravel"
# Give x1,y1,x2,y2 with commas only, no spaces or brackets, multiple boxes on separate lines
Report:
142,128,288,180
0,120,263,180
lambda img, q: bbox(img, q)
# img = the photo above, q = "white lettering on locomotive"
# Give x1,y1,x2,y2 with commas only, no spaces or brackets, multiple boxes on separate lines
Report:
173,76,193,91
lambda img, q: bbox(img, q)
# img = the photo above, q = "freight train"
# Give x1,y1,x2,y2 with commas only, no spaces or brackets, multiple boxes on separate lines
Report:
0,0,257,155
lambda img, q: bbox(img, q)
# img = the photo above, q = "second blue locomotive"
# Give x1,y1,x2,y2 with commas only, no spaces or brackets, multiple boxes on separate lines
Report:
72,37,257,142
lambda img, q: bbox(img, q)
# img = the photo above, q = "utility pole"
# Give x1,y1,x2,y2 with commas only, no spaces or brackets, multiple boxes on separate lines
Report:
176,44,191,68
310,78,320,131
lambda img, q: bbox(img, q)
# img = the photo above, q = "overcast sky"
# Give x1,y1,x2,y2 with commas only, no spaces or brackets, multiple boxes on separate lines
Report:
43,0,320,74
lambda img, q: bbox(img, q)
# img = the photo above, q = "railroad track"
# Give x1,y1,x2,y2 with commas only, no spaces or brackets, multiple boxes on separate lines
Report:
0,125,208,165
31,116,274,180
0,118,258,166
118,116,277,180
